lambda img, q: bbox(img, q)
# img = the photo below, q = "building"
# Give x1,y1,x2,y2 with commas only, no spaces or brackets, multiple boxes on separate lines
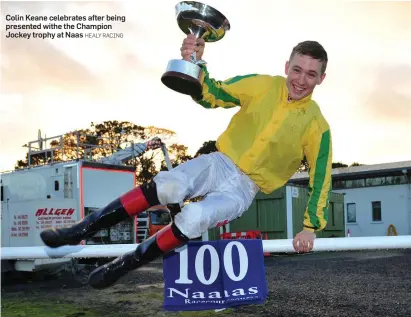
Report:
205,184,345,242
289,161,411,237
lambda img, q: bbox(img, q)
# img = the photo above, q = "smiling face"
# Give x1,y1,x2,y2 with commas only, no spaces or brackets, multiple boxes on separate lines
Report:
285,54,326,100
284,41,328,101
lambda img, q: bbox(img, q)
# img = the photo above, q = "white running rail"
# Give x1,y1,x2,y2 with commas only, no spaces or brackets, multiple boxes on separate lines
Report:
1,236,411,260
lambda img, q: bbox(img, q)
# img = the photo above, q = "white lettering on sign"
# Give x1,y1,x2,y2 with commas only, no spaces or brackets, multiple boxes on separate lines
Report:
195,245,220,285
174,241,249,285
223,242,248,281
167,286,259,299
175,243,193,284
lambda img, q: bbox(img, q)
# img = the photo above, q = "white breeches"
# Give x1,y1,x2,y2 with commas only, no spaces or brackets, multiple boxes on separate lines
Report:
153,152,260,239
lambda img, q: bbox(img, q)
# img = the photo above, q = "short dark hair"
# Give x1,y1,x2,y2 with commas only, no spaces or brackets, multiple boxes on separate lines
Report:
290,41,328,74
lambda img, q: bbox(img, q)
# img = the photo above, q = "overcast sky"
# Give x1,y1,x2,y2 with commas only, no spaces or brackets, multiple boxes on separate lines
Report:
1,0,410,172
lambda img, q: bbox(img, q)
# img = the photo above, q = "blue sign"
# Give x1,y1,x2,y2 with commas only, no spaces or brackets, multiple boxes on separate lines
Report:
162,239,268,311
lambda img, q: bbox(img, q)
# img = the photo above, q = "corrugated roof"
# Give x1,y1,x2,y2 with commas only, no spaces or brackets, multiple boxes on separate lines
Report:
290,160,411,180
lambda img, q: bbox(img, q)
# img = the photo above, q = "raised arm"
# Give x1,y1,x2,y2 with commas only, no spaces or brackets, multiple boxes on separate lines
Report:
181,34,272,109
194,66,273,109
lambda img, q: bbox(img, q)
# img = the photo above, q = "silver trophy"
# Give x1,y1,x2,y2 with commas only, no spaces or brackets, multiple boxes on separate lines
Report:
161,1,230,97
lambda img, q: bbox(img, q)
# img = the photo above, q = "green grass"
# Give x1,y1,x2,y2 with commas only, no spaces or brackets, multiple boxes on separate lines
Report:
136,292,234,316
139,291,164,301
1,299,101,317
1,297,233,317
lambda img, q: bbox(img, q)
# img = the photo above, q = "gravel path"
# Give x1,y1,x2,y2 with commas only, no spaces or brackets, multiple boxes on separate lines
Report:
2,249,411,316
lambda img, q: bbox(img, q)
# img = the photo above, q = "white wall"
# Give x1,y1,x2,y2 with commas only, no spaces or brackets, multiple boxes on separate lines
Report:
82,167,135,209
334,184,410,237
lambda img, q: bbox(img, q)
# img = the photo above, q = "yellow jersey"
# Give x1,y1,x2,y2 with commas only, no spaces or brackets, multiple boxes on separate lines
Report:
193,65,333,232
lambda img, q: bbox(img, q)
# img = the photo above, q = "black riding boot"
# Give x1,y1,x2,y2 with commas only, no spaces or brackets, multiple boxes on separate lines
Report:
40,182,160,248
88,222,189,289
40,198,130,248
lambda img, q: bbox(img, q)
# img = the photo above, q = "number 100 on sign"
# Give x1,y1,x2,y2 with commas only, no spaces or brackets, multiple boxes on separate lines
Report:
162,239,268,310
175,241,249,285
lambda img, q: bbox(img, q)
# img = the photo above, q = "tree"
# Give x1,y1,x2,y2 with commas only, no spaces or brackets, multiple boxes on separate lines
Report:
160,143,193,170
332,162,349,168
92,120,146,156
144,126,178,145
14,121,182,186
194,140,218,157
15,122,149,169
135,154,157,185
351,162,364,167
298,156,309,172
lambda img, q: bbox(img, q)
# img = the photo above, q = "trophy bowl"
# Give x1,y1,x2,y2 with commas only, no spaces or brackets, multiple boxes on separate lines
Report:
161,1,230,97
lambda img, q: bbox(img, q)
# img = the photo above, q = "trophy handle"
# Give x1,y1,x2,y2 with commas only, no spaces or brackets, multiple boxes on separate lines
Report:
187,22,208,64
